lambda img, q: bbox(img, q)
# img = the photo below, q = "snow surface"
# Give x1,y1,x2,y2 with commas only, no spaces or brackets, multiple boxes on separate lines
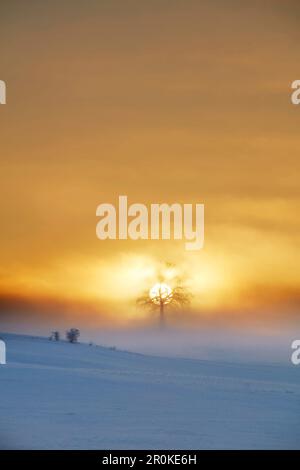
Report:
0,333,299,449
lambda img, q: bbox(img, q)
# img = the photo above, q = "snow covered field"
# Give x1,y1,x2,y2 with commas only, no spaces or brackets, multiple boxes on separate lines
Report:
0,333,299,449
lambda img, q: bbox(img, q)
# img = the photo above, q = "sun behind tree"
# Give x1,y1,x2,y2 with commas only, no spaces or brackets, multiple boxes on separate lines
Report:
137,264,191,329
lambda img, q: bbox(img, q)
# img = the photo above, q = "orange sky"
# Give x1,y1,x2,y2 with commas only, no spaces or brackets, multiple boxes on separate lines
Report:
0,0,300,331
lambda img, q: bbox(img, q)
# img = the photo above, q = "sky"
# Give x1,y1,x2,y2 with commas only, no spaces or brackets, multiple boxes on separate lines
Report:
0,0,300,336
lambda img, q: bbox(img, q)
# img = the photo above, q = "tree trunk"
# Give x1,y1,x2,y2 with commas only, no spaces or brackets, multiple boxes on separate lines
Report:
159,301,165,329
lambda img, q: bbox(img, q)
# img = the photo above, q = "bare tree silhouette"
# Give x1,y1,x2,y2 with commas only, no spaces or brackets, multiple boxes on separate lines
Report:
137,263,191,328
66,328,80,343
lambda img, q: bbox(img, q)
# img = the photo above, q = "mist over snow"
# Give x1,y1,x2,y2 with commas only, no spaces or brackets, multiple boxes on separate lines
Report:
84,326,296,365
1,321,296,365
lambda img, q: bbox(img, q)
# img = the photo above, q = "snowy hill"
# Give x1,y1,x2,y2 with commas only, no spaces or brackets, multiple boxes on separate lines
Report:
0,333,299,449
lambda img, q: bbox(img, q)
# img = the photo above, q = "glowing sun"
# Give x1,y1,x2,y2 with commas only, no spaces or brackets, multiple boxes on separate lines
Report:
149,283,173,305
